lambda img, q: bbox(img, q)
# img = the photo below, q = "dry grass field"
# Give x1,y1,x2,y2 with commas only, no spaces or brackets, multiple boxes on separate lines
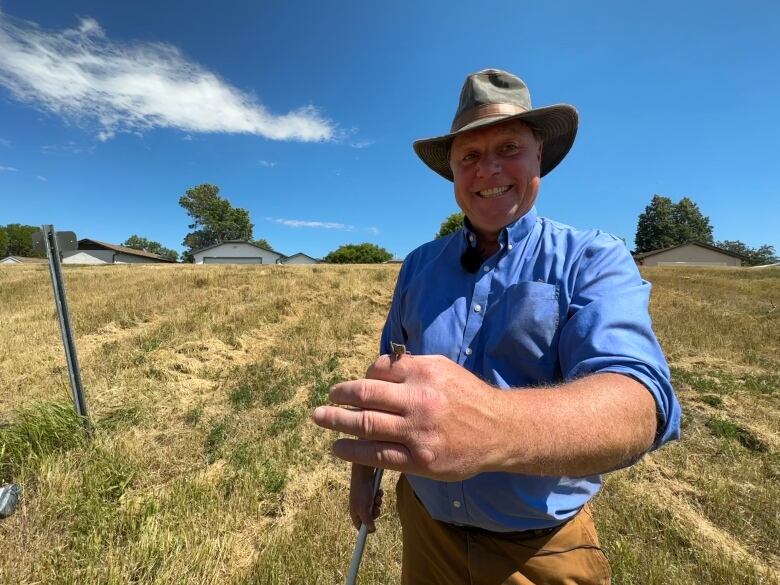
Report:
1,263,778,584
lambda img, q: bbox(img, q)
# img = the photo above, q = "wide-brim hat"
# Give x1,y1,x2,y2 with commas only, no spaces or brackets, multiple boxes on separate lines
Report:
413,69,578,180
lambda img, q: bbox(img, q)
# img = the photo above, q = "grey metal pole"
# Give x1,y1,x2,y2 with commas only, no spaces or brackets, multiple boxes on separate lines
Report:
41,224,90,423
345,468,384,585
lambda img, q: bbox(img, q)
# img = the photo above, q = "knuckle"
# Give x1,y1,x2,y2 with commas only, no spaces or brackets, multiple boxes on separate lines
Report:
358,411,374,438
355,380,371,404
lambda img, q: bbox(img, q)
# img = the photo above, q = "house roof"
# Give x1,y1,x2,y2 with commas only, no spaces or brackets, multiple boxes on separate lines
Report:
281,252,321,262
1,255,47,264
632,241,747,261
191,240,285,257
78,239,176,262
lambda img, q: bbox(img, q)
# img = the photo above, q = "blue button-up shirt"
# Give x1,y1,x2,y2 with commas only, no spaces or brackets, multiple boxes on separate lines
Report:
380,207,681,532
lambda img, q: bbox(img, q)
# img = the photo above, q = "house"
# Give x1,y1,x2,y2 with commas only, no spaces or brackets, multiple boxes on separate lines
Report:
192,241,284,264
0,256,48,265
62,239,175,264
279,252,321,265
633,242,745,267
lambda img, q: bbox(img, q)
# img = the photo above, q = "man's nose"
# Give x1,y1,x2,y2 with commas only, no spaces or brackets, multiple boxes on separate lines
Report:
476,153,501,177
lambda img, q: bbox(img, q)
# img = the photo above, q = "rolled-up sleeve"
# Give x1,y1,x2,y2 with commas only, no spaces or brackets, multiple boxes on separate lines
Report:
558,234,681,450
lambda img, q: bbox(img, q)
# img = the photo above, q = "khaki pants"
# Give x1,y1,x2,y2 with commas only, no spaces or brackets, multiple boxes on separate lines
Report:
396,475,611,585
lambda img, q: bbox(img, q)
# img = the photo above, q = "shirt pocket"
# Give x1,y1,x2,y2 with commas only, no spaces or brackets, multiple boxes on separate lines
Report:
489,281,561,371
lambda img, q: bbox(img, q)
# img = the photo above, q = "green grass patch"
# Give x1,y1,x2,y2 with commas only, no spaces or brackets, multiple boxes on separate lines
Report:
184,405,204,426
699,394,723,407
706,417,766,452
0,401,87,481
268,408,303,436
741,372,779,395
205,420,228,463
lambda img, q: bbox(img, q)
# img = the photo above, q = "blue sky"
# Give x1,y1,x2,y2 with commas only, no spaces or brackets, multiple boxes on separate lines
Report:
1,1,778,259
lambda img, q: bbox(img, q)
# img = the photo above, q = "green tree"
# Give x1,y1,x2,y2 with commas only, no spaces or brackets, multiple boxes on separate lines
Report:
716,240,778,266
672,197,714,245
252,238,272,250
324,243,392,264
123,235,179,262
179,184,268,261
2,224,45,257
436,212,465,239
0,226,8,257
634,195,714,253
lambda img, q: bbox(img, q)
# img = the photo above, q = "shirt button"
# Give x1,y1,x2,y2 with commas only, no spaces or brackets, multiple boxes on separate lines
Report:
474,304,482,313
483,265,490,272
453,500,462,508
465,347,472,356
507,243,513,250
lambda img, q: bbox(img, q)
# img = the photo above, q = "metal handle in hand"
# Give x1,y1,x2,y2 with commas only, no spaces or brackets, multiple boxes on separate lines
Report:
345,468,384,585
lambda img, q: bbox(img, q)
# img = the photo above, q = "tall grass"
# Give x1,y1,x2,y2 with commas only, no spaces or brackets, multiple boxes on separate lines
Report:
0,264,778,583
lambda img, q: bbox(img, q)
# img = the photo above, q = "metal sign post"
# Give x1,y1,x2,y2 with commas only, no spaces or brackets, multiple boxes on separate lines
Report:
345,468,384,585
34,225,90,424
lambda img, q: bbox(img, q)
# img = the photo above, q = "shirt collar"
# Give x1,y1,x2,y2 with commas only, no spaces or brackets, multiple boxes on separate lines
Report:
462,207,538,250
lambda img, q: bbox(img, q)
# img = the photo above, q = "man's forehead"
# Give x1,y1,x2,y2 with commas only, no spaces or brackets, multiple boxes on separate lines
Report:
451,121,535,148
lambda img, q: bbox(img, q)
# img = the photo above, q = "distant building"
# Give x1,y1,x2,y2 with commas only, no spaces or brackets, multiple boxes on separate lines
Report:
0,256,47,265
633,242,745,267
191,241,284,264
279,252,321,265
62,239,175,264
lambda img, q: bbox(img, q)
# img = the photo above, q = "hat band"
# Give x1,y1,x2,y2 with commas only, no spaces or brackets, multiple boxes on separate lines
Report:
451,103,528,132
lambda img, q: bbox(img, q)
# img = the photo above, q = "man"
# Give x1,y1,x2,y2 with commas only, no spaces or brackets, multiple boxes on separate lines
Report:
313,69,680,584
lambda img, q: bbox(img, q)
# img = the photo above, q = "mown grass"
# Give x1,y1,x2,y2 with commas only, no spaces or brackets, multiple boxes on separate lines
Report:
1,264,778,584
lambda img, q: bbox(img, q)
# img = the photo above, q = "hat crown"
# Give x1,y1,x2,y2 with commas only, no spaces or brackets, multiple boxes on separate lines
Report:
452,69,532,132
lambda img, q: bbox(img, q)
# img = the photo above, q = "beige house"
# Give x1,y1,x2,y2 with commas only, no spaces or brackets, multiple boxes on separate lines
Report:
279,252,321,265
192,241,284,264
0,256,47,265
62,239,175,264
633,242,745,267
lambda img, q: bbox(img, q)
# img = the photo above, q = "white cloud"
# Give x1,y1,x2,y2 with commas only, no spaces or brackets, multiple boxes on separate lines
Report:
0,12,336,142
350,139,375,149
37,175,47,181
258,159,277,167
365,227,380,235
0,138,10,147
41,141,95,155
0,165,18,171
266,217,355,231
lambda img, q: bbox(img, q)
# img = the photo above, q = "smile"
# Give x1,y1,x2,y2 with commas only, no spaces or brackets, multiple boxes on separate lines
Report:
477,185,511,198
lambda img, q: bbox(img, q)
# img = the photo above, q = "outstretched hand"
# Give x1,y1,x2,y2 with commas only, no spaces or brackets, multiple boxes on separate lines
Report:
312,353,504,481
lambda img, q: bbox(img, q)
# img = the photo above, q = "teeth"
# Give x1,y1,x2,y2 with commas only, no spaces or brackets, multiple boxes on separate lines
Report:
478,185,511,198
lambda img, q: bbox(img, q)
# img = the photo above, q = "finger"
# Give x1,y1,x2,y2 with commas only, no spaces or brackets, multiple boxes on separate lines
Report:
328,379,409,414
312,406,406,441
332,438,415,472
365,353,414,382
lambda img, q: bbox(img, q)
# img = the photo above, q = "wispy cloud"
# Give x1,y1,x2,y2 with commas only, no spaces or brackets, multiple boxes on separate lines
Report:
41,141,95,155
0,12,336,142
350,139,375,149
266,217,355,231
365,227,380,235
37,175,47,181
258,159,277,167
0,138,10,147
0,165,18,171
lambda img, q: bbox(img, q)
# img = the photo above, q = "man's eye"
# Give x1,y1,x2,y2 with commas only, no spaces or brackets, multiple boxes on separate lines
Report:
502,143,519,153
462,152,477,162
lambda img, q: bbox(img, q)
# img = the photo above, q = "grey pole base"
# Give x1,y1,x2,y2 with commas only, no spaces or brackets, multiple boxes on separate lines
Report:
345,468,384,585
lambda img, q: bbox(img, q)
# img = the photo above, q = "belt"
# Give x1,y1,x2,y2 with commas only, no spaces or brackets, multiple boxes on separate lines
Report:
442,517,570,540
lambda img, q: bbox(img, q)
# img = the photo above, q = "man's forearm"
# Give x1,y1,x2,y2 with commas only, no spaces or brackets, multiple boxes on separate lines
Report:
485,373,657,478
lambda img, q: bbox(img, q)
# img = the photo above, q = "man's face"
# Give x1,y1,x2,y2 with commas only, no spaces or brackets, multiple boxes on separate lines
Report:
450,121,542,240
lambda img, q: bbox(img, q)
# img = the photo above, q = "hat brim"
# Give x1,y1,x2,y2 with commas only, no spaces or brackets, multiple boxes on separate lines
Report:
413,104,578,181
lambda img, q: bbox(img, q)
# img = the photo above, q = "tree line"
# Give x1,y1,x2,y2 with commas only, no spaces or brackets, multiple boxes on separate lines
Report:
433,195,777,267
1,183,393,264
